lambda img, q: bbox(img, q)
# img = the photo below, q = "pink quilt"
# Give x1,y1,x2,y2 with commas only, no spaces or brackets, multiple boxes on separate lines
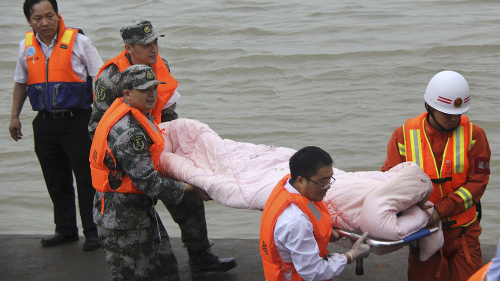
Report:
158,118,443,261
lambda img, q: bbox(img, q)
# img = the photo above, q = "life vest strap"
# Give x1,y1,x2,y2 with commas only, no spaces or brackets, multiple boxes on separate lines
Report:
431,177,452,184
435,250,445,278
442,220,457,228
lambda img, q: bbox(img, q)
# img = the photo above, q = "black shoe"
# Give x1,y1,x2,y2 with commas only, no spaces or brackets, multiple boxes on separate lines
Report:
83,236,101,251
41,233,79,246
189,249,237,277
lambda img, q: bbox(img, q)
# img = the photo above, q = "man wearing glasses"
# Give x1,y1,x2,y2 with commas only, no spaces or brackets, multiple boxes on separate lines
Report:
260,146,371,280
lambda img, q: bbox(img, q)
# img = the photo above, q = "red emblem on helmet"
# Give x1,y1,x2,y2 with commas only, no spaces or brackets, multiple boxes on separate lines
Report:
454,98,463,108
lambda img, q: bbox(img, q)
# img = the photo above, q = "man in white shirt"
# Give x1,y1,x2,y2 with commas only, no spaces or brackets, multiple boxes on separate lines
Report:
260,146,371,280
8,0,103,251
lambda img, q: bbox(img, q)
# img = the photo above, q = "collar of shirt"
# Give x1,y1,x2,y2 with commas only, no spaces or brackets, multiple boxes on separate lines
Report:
284,180,300,195
34,32,58,57
35,31,57,47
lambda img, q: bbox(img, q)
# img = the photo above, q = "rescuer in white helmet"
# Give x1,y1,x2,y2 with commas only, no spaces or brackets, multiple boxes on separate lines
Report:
424,70,471,132
381,71,491,281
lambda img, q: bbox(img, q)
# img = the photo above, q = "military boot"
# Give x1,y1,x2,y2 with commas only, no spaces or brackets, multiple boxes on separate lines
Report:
188,248,237,277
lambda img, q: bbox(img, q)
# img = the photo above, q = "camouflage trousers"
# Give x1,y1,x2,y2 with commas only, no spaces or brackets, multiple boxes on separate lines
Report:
98,220,180,281
162,190,212,252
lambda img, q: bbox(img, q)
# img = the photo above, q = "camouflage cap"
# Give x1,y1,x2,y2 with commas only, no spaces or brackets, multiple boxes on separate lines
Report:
120,20,165,44
120,65,166,90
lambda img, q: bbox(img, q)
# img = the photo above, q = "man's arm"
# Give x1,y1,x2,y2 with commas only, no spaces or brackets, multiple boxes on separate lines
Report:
88,64,121,139
276,209,347,280
78,34,103,79
111,123,185,204
381,126,406,172
434,125,491,218
9,82,28,141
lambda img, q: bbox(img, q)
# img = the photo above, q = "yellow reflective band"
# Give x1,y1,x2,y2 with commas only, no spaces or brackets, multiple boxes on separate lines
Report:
60,29,75,45
409,129,424,170
398,142,406,156
470,139,476,151
26,32,33,46
455,187,473,210
454,126,465,173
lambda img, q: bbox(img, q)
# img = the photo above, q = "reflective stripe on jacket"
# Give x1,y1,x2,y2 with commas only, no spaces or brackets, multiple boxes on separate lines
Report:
95,50,178,123
89,98,165,212
25,15,92,111
260,175,332,281
402,112,476,228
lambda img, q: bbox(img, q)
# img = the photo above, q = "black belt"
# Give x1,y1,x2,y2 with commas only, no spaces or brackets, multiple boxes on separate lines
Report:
40,110,75,119
431,177,452,184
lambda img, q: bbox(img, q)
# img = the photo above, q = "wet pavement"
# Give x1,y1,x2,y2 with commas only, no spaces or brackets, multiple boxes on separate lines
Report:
0,234,496,281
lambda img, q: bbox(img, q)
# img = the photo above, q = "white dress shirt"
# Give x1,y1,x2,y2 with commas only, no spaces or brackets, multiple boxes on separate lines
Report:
14,31,103,83
273,181,347,281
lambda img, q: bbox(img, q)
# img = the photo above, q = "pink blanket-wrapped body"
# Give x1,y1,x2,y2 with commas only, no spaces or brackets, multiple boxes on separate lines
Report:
158,119,443,261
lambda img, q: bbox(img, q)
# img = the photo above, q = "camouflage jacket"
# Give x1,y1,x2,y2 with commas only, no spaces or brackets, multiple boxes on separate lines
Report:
93,110,184,230
88,55,170,140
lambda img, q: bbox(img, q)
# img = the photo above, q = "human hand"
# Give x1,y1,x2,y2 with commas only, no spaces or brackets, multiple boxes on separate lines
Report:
184,183,211,201
426,208,440,228
416,196,433,218
9,118,23,141
330,229,341,242
345,232,371,263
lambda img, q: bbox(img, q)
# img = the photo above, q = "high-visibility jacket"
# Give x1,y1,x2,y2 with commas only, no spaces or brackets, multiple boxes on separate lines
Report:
260,175,332,281
401,112,476,228
89,98,165,213
25,15,92,111
95,50,178,123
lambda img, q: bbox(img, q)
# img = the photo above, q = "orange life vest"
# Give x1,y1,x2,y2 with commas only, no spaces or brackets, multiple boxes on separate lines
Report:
95,50,178,123
89,98,165,213
25,15,92,111
467,261,491,281
260,175,333,281
402,112,476,228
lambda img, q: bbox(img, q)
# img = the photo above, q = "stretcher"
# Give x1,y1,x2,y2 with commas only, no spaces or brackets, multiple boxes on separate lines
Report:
334,226,440,275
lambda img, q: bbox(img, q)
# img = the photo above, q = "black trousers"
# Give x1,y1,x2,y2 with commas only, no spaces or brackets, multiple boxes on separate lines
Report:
33,109,97,237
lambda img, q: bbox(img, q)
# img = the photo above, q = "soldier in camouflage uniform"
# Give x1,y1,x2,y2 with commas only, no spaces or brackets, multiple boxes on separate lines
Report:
92,65,211,280
88,20,236,277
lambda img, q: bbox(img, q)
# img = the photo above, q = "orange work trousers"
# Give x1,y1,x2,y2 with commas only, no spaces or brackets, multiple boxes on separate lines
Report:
408,220,483,281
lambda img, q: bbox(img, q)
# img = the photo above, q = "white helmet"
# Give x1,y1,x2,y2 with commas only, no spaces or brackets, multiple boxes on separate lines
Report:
424,70,470,115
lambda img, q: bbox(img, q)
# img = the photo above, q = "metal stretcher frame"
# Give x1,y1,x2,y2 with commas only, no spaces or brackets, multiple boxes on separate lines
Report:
334,226,440,247
334,226,440,275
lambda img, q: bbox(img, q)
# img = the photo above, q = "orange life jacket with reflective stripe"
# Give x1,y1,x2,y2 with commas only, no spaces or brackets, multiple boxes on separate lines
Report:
25,15,92,111
95,50,178,123
260,175,333,281
89,98,165,202
467,261,491,281
402,112,476,228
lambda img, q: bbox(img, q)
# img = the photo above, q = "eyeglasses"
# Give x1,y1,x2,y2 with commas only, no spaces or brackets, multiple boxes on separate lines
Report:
304,176,336,189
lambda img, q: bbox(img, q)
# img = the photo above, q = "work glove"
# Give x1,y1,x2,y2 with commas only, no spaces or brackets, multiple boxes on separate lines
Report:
345,232,371,263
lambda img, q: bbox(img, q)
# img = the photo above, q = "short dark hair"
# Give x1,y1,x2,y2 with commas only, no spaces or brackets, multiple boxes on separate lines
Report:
289,146,333,183
23,0,58,19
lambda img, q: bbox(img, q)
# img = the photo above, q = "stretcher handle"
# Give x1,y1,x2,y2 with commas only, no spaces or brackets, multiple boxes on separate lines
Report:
402,228,433,243
333,226,439,247
355,259,364,275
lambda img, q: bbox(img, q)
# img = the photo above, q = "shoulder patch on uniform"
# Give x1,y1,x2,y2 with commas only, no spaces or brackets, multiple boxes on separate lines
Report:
474,157,490,174
131,135,146,151
96,85,106,101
